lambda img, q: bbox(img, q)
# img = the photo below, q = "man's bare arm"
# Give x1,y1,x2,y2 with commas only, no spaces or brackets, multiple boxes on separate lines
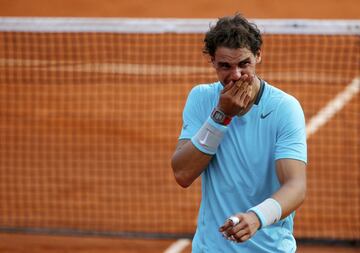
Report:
172,75,255,188
272,158,307,218
219,158,306,243
171,139,212,188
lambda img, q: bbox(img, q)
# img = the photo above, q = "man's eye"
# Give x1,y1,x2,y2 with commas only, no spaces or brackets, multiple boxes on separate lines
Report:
239,62,250,67
219,64,230,69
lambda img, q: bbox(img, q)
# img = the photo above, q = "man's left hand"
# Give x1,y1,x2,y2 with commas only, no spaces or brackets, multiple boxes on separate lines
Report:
219,212,261,243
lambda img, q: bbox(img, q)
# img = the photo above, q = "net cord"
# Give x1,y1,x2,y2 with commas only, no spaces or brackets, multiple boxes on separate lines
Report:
0,17,359,34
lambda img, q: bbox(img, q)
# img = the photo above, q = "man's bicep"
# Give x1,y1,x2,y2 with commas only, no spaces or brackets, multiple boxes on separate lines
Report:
275,159,306,185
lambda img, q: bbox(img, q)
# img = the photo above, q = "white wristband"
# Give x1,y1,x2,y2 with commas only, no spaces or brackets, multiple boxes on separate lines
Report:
247,198,282,229
191,117,228,155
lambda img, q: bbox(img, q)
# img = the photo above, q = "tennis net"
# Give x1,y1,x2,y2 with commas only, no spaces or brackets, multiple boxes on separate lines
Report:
0,17,359,242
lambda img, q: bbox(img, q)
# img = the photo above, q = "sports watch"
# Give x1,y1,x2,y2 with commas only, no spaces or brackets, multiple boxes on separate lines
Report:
211,108,232,126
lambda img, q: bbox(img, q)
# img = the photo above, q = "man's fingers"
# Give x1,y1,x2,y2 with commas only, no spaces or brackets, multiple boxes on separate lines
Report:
232,222,248,236
235,74,248,88
227,233,251,243
220,212,259,243
222,80,235,93
220,216,243,239
219,215,241,239
223,81,243,97
221,216,254,243
219,218,233,232
218,75,255,116
224,219,245,238
226,223,251,243
223,74,253,96
236,83,252,108
228,80,243,96
236,233,251,243
235,75,253,96
239,84,251,99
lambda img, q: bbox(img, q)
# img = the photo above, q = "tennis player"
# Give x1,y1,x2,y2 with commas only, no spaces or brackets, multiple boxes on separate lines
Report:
171,13,307,252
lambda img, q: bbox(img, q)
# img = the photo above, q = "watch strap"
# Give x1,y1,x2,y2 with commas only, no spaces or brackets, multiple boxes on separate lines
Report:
211,108,232,126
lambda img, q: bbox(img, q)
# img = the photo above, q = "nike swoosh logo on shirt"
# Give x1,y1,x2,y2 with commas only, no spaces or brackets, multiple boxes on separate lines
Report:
260,111,273,119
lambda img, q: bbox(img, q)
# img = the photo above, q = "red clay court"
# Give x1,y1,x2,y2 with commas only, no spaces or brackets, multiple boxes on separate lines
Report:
0,1,359,252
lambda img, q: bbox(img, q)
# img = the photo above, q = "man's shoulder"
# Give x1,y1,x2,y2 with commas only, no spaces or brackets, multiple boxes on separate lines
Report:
186,81,222,103
190,81,221,94
263,81,301,107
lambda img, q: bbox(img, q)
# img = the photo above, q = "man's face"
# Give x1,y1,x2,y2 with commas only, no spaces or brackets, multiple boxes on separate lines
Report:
211,47,261,87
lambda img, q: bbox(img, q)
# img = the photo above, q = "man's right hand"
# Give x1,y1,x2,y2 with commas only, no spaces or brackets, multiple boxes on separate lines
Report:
217,74,254,117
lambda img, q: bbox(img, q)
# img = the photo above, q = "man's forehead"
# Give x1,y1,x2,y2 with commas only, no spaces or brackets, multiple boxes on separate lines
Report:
213,47,253,62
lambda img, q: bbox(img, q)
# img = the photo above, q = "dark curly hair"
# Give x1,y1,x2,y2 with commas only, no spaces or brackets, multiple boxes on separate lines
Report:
203,13,262,57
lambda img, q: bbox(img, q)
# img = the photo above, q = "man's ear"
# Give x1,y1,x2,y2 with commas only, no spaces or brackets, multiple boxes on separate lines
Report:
256,50,262,64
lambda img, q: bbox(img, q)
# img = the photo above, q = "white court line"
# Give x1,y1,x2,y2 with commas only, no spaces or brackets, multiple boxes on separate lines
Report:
0,58,351,84
164,76,360,253
306,77,360,138
163,239,191,253
0,58,211,75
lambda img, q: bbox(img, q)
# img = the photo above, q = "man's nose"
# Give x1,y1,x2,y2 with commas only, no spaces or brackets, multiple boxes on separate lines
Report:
230,67,242,81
